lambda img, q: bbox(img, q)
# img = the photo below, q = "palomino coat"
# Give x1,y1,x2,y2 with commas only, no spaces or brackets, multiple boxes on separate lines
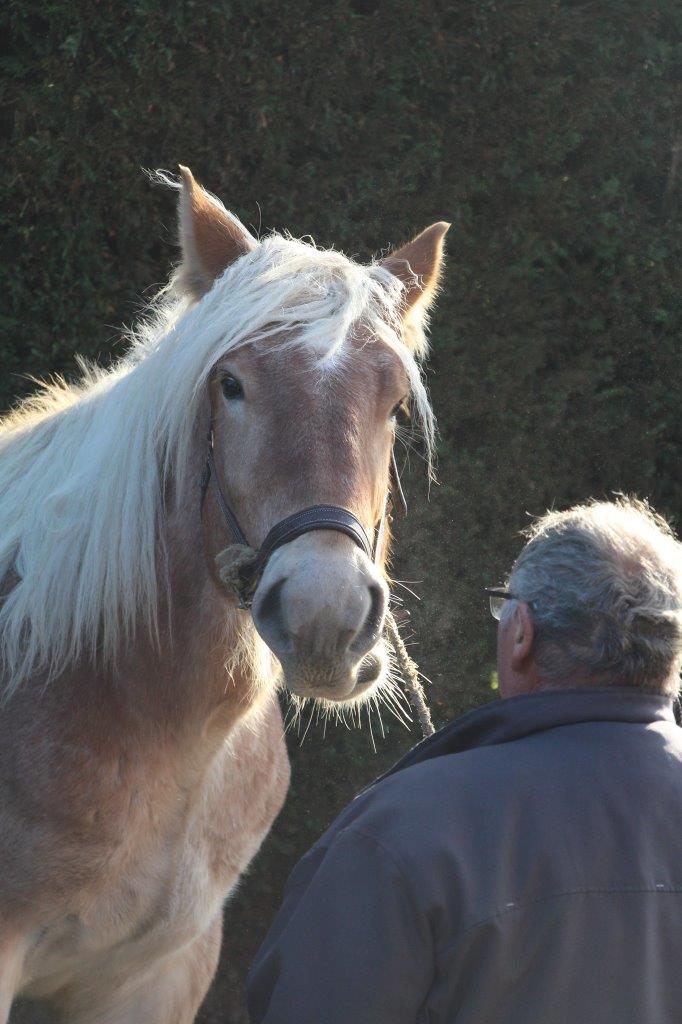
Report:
247,688,682,1023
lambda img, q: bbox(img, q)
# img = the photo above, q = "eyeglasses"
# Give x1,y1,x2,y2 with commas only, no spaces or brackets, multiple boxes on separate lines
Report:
484,587,518,621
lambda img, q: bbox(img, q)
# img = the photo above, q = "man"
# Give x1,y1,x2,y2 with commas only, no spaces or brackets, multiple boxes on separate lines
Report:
247,498,682,1023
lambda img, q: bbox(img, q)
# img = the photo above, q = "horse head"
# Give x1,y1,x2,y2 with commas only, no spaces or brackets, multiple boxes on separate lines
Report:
175,167,448,705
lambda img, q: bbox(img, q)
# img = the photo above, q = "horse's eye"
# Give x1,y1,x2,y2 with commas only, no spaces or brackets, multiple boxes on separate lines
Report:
221,375,244,400
391,399,410,425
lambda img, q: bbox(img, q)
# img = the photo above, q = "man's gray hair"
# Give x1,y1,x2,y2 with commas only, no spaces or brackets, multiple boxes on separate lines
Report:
509,497,682,696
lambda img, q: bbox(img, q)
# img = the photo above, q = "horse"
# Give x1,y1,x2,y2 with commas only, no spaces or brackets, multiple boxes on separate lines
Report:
0,166,448,1023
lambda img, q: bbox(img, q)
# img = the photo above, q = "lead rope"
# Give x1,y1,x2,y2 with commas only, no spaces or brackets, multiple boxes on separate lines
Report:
384,608,435,739
378,467,435,740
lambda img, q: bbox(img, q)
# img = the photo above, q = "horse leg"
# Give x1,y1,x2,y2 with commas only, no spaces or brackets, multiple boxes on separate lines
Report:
63,915,223,1024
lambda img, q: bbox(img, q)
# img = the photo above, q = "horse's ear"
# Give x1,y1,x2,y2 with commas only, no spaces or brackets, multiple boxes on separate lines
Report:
382,222,450,322
176,165,257,298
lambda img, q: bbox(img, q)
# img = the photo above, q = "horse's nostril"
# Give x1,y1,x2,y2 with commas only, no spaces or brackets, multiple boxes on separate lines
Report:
253,577,288,651
253,554,388,674
351,583,386,655
356,650,383,686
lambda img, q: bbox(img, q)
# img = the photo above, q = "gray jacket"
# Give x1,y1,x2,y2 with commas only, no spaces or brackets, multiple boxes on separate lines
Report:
247,688,682,1023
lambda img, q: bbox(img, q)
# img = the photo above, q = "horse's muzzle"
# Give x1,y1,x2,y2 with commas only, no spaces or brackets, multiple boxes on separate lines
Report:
250,532,388,700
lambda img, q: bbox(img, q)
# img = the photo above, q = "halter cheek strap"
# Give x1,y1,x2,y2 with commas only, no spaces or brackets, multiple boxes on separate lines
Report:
203,446,250,548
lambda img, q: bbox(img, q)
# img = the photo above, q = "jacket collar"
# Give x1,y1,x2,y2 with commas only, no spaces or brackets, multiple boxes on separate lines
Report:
380,687,676,784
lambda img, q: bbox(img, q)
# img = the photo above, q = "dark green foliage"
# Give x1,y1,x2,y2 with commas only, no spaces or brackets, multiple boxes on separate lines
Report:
3,1,682,1020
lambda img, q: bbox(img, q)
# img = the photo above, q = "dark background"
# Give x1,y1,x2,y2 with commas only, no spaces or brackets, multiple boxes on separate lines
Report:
3,1,681,1020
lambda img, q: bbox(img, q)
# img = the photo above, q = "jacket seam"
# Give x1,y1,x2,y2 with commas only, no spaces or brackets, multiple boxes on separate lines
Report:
339,825,424,899
338,825,439,954
437,885,682,960
340,827,437,1023
288,829,428,913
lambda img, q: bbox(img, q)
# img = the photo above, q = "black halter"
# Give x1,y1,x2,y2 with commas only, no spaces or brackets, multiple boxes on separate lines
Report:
200,430,407,609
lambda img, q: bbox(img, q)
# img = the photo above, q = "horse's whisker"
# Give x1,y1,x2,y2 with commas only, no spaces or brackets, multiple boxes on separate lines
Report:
377,686,412,729
372,695,386,739
299,701,317,747
391,580,423,600
366,703,377,753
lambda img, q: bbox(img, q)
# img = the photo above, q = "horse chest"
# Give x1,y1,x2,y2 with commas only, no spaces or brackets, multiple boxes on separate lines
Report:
23,699,290,998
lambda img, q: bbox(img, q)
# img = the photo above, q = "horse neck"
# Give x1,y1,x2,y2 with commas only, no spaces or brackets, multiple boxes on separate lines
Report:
17,499,275,793
101,444,276,743
153,476,271,732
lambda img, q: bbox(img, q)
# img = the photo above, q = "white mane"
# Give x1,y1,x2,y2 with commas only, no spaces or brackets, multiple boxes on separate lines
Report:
0,234,435,692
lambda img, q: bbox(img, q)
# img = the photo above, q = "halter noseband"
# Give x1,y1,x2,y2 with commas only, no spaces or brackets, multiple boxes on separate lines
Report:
200,430,406,609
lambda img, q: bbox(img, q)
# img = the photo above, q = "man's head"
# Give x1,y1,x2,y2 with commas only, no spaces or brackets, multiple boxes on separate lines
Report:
496,498,682,699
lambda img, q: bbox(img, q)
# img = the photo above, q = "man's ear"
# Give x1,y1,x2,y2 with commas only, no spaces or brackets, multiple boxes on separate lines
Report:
176,165,257,299
510,602,535,671
382,221,450,322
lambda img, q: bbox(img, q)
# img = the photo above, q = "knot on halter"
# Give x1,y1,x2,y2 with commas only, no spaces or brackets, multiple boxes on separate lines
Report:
215,544,263,609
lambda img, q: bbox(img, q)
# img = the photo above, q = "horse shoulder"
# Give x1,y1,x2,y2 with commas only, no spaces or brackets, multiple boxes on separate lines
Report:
199,694,290,884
